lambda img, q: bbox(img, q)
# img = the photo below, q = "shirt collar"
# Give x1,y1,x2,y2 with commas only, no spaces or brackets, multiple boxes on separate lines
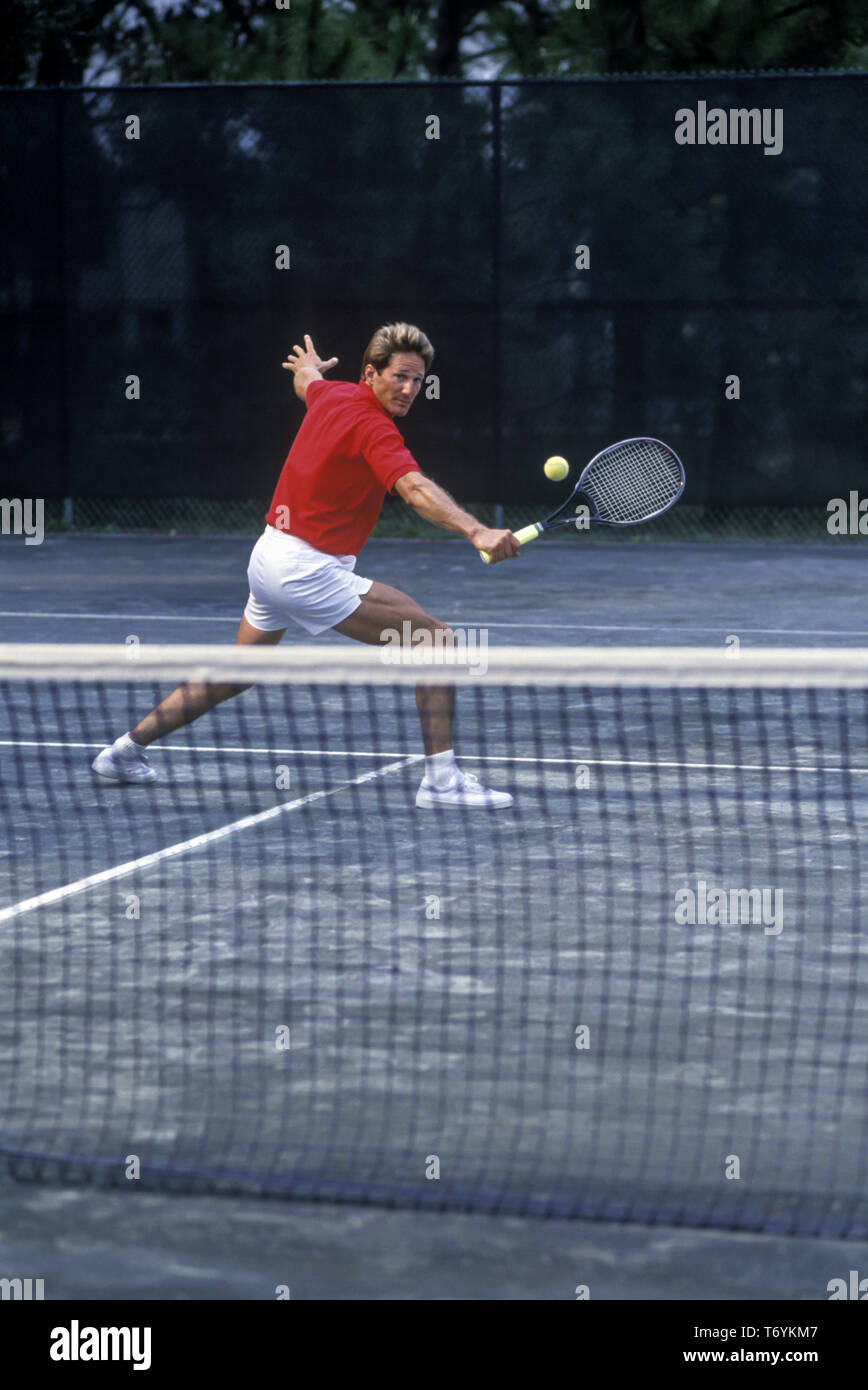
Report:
358,379,394,419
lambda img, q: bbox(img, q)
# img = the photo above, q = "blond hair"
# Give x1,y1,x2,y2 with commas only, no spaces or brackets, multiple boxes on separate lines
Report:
361,322,434,376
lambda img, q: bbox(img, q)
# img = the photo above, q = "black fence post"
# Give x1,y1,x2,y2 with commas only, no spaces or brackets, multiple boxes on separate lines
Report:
491,82,503,528
54,88,72,527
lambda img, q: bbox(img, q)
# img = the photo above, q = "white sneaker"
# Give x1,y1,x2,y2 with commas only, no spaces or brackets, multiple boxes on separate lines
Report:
416,769,513,809
92,739,157,784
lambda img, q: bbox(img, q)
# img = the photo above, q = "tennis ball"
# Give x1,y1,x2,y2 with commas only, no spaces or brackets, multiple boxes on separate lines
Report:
544,455,569,482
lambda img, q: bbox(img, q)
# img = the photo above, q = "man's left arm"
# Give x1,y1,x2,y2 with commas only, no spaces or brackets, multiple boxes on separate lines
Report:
282,333,339,401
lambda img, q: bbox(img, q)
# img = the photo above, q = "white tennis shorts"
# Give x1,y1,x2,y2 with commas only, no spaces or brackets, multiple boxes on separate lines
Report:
244,526,373,636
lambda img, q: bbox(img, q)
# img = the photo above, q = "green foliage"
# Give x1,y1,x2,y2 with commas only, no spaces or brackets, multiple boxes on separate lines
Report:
94,2,433,85
1,0,865,89
486,0,868,77
0,0,121,86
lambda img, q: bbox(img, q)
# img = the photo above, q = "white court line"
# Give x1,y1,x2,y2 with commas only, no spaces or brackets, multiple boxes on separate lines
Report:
0,755,422,924
1,611,867,638
0,739,409,759
448,622,868,637
0,611,234,622
2,738,865,777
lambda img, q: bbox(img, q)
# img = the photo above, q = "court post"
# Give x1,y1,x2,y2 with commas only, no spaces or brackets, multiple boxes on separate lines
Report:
492,82,503,530
54,88,72,529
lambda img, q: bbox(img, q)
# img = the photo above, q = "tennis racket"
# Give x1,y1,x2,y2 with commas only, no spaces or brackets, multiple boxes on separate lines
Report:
480,437,685,563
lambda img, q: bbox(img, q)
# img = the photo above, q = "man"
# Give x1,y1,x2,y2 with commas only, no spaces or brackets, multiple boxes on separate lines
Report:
93,323,520,807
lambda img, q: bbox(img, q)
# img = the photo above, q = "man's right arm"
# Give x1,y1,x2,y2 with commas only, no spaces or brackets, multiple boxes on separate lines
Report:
394,472,520,564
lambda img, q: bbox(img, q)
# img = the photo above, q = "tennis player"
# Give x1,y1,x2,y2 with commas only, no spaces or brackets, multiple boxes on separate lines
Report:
93,323,519,807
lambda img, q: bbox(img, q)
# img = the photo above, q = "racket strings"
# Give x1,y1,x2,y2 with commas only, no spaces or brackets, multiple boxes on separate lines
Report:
583,440,683,523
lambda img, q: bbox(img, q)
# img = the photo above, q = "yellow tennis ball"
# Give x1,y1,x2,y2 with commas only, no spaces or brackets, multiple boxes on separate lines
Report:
544,455,569,482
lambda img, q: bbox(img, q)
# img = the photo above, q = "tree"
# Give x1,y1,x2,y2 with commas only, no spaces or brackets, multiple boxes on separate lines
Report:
483,0,868,77
1,0,124,86
1,1,865,89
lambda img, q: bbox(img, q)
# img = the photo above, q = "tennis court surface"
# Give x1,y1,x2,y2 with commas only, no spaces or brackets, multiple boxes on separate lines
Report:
2,640,867,1240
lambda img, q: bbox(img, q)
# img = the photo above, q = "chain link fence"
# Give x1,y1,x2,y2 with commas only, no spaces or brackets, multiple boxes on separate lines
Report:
42,496,853,544
3,77,865,542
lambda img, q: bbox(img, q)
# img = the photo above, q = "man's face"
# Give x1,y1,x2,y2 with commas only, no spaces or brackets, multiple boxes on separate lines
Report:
365,353,426,418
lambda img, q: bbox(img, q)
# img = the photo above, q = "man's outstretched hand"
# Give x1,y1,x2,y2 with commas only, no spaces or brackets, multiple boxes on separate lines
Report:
469,526,521,563
283,334,339,397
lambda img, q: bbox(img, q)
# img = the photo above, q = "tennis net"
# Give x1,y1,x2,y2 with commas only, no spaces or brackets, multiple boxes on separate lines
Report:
1,643,867,1236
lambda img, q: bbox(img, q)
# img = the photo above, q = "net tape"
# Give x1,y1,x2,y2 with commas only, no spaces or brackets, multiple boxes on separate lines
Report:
2,643,868,686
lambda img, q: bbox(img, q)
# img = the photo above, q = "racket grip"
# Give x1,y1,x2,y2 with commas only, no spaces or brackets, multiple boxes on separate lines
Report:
479,522,542,564
514,523,544,545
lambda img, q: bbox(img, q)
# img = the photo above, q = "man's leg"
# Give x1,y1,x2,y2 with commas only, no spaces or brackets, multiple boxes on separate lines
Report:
333,581,454,754
129,615,284,746
335,582,511,808
92,616,284,782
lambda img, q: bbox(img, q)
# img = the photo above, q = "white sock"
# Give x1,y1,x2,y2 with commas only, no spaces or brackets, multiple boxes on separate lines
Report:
425,748,457,788
114,733,144,757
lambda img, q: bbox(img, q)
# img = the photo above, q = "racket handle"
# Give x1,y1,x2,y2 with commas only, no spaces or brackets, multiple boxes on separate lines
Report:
479,522,542,565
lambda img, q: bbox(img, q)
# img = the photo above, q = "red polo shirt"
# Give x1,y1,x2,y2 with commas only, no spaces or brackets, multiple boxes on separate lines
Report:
265,379,422,556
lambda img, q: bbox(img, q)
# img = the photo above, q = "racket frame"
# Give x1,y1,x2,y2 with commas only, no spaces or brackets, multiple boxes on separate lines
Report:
537,437,685,533
479,437,685,563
